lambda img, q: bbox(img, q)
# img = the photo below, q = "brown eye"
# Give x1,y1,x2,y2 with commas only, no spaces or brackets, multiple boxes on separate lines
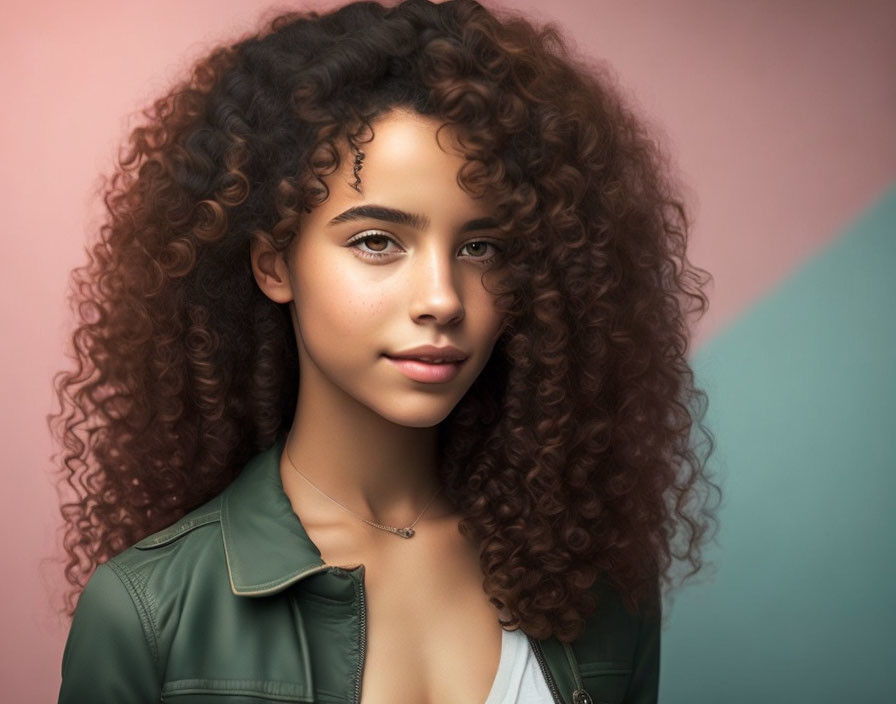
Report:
365,236,389,252
347,232,401,260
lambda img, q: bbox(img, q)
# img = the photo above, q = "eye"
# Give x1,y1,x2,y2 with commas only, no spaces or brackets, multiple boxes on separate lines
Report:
459,240,502,262
347,231,402,260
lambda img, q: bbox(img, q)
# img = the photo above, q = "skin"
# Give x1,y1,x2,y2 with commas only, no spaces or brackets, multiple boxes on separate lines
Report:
250,109,509,704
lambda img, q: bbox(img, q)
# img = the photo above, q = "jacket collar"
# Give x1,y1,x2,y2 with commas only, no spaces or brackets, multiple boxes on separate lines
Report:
220,436,330,597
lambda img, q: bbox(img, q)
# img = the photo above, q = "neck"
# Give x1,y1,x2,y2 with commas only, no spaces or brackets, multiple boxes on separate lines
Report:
282,377,446,529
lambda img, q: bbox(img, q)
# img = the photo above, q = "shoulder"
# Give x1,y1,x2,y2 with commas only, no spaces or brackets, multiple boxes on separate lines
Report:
110,494,225,578
59,495,230,703
573,578,660,657
74,493,228,648
569,578,662,703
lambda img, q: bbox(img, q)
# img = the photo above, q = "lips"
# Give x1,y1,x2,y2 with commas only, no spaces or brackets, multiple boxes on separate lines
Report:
384,354,466,383
386,344,468,363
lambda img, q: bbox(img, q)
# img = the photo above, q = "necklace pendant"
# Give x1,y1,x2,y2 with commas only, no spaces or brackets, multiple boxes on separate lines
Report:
396,527,415,539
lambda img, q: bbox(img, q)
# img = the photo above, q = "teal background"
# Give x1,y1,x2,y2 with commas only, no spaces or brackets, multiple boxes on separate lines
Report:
660,185,896,702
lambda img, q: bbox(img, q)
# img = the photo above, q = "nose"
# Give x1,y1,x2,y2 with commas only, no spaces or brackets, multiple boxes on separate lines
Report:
408,245,465,326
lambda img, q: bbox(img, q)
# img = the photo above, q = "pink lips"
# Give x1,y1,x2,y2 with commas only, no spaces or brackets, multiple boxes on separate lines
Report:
384,356,465,383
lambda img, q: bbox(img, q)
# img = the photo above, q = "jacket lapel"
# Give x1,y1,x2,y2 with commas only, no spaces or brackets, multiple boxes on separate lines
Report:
220,437,331,596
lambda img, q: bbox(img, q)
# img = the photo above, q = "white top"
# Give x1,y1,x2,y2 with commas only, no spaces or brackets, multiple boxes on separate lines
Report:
483,627,555,703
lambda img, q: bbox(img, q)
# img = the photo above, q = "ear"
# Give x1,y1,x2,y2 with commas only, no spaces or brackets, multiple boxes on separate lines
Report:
250,234,294,304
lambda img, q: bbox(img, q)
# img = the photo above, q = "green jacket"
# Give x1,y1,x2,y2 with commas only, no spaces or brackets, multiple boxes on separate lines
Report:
58,439,660,703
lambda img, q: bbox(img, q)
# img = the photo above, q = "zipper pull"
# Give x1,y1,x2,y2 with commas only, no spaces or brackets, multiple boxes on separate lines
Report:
572,688,593,704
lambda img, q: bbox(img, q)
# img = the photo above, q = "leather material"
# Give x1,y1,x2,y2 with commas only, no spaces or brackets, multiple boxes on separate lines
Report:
58,439,659,703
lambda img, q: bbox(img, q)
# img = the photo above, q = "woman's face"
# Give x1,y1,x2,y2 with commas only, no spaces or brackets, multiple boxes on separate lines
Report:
278,109,507,427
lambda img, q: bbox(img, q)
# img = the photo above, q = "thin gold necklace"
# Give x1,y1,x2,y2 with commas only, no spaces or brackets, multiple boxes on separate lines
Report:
284,444,442,539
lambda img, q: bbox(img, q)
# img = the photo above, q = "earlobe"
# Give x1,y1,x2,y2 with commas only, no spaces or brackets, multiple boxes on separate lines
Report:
250,234,294,304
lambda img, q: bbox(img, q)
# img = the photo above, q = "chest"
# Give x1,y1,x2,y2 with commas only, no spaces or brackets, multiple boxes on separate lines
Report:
355,538,504,704
312,518,505,704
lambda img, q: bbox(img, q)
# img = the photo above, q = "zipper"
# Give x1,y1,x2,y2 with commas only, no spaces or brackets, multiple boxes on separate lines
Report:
527,634,564,704
352,565,368,704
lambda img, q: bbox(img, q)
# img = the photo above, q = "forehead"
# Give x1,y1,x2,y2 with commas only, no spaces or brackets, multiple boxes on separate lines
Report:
357,109,467,169
315,110,493,220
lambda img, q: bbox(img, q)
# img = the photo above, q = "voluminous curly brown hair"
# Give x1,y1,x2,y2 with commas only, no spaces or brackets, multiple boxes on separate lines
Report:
49,0,719,643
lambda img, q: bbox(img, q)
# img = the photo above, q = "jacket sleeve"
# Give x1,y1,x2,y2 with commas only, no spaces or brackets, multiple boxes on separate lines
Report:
623,584,661,704
58,561,161,704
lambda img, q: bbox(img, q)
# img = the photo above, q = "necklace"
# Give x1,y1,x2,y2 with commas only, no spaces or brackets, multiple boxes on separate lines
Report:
284,444,442,539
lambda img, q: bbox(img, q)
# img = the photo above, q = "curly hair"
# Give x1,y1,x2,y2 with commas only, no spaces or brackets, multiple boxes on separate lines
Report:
49,0,719,643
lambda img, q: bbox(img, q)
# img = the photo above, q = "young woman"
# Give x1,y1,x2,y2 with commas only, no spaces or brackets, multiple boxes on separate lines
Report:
51,1,718,702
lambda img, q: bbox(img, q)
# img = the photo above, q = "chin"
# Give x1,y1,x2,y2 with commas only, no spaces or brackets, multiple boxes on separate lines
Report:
383,411,452,429
375,399,459,429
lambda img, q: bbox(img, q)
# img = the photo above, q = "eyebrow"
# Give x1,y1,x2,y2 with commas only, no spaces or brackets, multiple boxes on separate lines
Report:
326,204,498,234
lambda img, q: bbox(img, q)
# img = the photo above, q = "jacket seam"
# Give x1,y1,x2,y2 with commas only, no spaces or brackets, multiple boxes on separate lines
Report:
579,662,633,677
106,558,161,677
562,641,585,691
161,677,311,698
135,510,221,549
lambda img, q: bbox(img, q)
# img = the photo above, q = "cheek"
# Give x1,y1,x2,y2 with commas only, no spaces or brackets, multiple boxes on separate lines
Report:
297,265,390,345
468,283,505,338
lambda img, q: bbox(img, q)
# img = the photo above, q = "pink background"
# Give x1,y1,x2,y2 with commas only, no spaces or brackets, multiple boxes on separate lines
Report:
2,1,893,700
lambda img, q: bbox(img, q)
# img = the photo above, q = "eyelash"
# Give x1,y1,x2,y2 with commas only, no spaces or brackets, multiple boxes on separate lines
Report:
346,231,503,264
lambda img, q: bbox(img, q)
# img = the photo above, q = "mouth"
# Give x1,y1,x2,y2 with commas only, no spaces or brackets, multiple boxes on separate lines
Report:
383,354,466,384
